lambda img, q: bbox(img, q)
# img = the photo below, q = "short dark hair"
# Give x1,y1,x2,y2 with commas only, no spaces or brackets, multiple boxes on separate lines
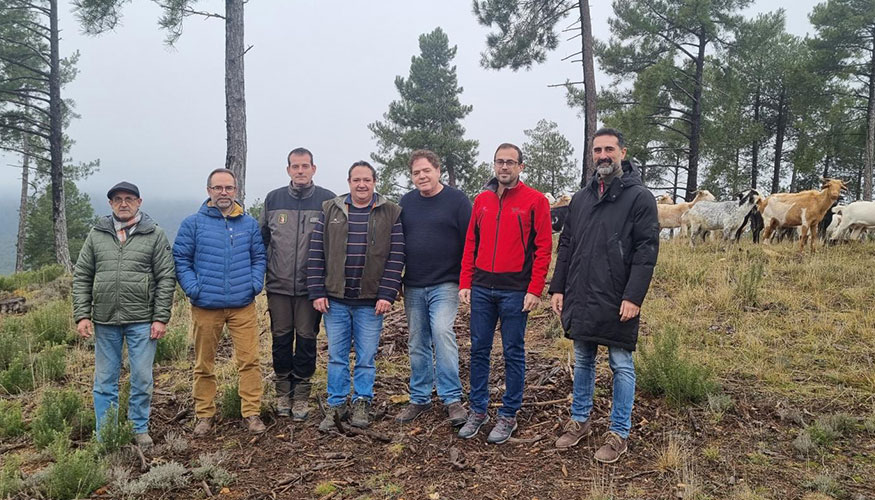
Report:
287,147,314,165
494,143,523,164
409,149,441,171
348,160,376,181
593,127,626,148
207,168,236,187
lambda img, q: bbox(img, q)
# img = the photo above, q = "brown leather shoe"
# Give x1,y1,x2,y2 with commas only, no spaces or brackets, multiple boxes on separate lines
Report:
394,402,432,423
594,432,628,463
555,419,592,449
446,402,468,427
243,415,266,434
193,417,213,437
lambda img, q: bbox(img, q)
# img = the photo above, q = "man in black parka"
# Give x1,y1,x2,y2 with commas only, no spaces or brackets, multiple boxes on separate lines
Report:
549,128,659,463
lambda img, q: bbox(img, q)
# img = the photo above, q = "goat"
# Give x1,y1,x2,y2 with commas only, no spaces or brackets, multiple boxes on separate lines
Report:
550,194,572,233
759,178,848,252
656,194,675,205
828,201,875,241
684,190,762,247
734,204,764,243
657,190,715,236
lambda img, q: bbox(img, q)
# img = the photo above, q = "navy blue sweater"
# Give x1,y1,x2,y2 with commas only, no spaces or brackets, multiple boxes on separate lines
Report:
399,185,472,287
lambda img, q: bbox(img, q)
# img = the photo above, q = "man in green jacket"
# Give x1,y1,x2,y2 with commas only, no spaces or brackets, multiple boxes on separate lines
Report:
73,181,176,449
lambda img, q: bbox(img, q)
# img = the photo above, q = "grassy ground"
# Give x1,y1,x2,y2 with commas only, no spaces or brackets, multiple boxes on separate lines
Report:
0,239,874,499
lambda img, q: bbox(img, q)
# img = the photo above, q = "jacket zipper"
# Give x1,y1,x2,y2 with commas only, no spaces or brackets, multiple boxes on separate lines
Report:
293,195,301,295
491,191,504,274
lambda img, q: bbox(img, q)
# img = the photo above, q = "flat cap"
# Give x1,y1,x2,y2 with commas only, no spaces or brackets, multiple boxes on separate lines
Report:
107,181,140,199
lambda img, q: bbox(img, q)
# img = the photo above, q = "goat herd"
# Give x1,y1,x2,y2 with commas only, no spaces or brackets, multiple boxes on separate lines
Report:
549,179,875,252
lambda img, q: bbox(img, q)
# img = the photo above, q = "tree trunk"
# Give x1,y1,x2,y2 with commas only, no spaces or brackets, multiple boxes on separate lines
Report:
225,0,247,204
685,30,706,201
49,0,71,272
751,86,760,189
579,0,597,187
822,153,831,179
16,147,30,273
771,88,787,194
733,148,740,194
864,30,875,201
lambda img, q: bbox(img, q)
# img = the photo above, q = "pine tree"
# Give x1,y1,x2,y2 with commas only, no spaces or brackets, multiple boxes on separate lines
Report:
369,28,479,199
521,119,576,196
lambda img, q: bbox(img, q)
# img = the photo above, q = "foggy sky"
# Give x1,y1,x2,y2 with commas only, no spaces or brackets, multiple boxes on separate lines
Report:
0,0,819,209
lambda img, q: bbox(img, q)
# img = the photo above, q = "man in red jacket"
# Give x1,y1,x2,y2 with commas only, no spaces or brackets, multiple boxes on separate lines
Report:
458,143,552,444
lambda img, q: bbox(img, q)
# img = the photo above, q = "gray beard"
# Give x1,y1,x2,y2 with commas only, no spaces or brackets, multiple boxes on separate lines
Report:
597,163,620,177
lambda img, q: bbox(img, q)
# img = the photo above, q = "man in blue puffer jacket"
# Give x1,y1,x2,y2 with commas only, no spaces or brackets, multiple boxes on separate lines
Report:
173,168,267,436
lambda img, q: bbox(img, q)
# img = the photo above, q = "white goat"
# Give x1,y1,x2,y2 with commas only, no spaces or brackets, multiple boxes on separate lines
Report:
829,201,875,241
684,190,762,247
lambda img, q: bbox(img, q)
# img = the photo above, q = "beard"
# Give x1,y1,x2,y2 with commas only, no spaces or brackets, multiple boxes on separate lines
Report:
597,159,620,177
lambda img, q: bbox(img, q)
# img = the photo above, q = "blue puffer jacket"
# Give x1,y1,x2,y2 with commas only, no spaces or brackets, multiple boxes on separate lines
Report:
173,200,266,309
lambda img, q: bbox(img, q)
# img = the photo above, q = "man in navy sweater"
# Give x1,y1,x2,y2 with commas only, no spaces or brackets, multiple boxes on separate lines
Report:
394,150,472,426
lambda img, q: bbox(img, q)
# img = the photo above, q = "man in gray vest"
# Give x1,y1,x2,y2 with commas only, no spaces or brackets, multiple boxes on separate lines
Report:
260,147,335,420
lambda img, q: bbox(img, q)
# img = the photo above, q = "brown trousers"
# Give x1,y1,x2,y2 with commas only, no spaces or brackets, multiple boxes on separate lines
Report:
191,302,263,418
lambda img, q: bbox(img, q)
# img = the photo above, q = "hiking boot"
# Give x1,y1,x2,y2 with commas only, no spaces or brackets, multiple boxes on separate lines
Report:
394,402,432,423
486,415,518,444
594,432,628,463
318,405,348,433
193,417,213,437
349,398,372,428
555,419,592,449
446,402,468,427
276,394,291,418
291,381,311,422
457,412,489,439
243,415,266,434
134,432,153,450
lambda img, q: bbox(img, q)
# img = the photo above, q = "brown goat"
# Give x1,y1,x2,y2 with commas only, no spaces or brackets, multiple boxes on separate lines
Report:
658,190,715,235
759,178,848,252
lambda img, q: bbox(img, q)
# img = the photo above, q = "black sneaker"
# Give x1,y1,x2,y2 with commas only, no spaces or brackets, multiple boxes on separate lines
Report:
486,416,518,444
394,402,432,423
457,412,489,439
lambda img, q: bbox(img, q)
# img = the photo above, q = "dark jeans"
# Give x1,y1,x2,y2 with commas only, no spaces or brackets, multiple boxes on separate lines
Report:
468,286,528,417
267,293,320,397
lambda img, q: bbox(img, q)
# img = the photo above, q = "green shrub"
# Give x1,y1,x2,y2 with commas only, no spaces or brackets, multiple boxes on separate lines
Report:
155,325,190,364
0,264,65,292
43,436,106,500
0,317,30,370
637,326,718,406
219,382,242,419
0,454,24,497
35,344,67,383
32,388,93,449
733,259,765,306
28,300,74,347
96,405,134,456
0,399,26,437
0,353,34,394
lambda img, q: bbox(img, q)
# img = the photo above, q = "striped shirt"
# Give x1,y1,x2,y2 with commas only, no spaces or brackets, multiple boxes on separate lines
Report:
307,195,405,304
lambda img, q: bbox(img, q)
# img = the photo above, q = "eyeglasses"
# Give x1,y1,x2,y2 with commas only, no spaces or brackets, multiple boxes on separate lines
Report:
111,196,138,205
209,185,237,193
494,159,520,167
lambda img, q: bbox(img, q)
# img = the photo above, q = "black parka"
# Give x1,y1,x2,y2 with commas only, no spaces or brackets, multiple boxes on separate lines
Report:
548,162,659,351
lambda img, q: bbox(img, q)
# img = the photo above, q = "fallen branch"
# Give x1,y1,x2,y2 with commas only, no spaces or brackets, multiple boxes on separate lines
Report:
490,397,570,408
0,443,25,455
507,434,545,444
201,480,213,497
126,444,148,472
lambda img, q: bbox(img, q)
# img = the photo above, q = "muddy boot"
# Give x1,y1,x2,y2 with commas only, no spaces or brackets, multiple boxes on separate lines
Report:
276,394,291,418
318,404,348,433
291,381,311,422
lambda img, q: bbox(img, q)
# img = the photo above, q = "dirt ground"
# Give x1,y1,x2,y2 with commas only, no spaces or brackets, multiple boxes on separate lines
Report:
123,304,874,500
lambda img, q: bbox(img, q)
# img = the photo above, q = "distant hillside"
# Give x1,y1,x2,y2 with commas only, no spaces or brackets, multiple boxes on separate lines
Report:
0,195,201,275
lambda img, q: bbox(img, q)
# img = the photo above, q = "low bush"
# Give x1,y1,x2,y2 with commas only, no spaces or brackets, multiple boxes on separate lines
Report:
0,317,29,370
219,382,242,419
192,451,235,488
28,300,74,347
0,354,34,394
0,454,24,497
0,264,65,292
31,388,93,449
135,461,189,491
155,325,189,364
733,259,765,306
0,399,26,437
35,344,67,383
96,405,134,456
637,326,718,406
42,436,105,500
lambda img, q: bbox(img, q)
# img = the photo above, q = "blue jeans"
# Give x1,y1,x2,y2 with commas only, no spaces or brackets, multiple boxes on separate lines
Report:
93,322,156,435
323,300,383,408
571,340,636,439
404,283,463,405
468,286,528,417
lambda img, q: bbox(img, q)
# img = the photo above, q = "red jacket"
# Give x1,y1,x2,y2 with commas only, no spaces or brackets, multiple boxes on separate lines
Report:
460,179,553,295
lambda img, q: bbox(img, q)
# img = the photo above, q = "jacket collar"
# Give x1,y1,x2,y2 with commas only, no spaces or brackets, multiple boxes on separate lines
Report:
484,177,526,196
331,192,388,215
94,212,157,234
588,160,643,203
288,181,315,199
200,199,245,218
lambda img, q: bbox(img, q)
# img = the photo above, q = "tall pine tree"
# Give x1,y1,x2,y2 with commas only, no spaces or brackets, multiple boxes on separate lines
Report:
369,28,479,199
